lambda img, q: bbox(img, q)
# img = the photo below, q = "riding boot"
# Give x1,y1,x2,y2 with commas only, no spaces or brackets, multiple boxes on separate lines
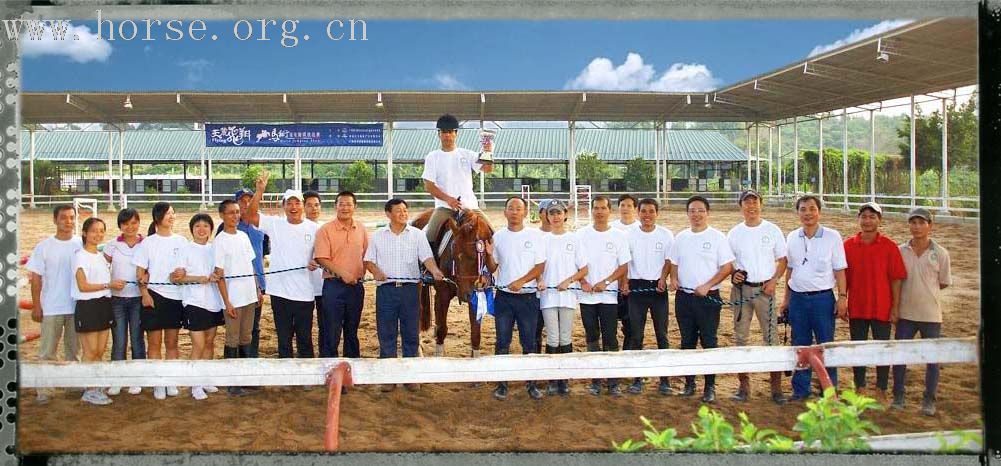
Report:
545,345,560,396
224,347,247,397
731,373,750,402
770,372,788,405
238,345,260,391
558,344,572,395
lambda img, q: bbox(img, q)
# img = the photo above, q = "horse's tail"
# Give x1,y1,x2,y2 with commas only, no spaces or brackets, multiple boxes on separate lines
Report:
419,283,432,332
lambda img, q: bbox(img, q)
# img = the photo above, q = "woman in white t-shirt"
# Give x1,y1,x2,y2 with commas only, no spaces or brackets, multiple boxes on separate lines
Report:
73,217,126,406
169,213,225,401
133,202,189,400
538,201,587,397
103,208,146,397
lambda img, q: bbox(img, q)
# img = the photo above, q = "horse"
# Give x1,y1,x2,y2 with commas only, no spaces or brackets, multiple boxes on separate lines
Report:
411,208,494,357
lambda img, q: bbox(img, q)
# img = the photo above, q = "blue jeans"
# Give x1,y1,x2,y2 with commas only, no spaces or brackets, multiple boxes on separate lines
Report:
788,289,838,397
892,319,941,401
111,297,146,361
322,279,365,358
494,291,540,355
375,283,420,358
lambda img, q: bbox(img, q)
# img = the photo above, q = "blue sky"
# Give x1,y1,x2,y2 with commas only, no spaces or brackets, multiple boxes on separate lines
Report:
20,19,912,92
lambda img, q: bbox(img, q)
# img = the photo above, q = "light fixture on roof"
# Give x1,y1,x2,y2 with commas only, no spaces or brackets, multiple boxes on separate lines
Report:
703,94,711,109
876,37,897,63
375,92,384,108
123,95,133,110
876,51,890,63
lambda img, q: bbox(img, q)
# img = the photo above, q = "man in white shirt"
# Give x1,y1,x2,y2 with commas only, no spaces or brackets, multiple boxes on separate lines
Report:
611,194,639,354
669,195,735,403
365,199,445,392
421,114,494,249
726,190,788,404
779,194,849,401
246,179,322,360
623,198,675,395
303,190,328,359
26,205,83,403
484,196,546,401
577,196,631,397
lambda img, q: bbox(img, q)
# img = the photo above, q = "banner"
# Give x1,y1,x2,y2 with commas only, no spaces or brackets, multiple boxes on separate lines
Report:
205,123,383,147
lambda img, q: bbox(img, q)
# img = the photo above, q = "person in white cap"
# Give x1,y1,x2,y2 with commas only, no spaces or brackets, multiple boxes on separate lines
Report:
891,207,951,416
245,172,321,360
843,201,906,404
726,189,788,404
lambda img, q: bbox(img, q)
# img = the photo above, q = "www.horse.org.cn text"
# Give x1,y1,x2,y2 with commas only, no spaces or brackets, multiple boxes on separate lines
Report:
4,10,368,48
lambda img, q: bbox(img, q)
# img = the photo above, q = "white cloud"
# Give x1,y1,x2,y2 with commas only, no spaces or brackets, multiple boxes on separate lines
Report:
807,19,913,58
20,23,112,63
178,59,211,86
564,53,720,92
433,72,468,91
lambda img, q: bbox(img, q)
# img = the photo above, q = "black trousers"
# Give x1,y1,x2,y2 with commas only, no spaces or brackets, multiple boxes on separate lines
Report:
676,290,721,388
626,280,669,351
849,317,892,391
271,295,315,359
618,293,632,350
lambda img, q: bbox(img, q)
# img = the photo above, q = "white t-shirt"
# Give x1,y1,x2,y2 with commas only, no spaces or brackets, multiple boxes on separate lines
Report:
491,226,546,294
669,227,736,291
309,221,324,297
577,225,632,305
259,214,319,302
26,236,82,316
132,233,189,301
103,237,142,298
610,219,639,231
540,231,588,309
627,225,675,280
213,230,259,308
71,249,111,301
180,242,223,312
727,220,788,283
421,148,483,210
786,226,848,293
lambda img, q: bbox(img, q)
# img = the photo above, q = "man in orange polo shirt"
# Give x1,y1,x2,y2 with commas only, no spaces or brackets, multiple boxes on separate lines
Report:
314,191,370,358
843,202,906,402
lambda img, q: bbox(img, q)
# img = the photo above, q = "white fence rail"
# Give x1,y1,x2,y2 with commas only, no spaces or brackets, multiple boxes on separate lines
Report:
21,337,976,388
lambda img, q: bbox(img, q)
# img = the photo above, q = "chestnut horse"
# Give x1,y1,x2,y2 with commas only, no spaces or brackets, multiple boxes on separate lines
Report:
411,208,494,357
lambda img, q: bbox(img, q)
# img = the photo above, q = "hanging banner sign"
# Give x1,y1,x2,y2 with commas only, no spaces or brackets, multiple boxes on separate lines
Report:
205,123,383,147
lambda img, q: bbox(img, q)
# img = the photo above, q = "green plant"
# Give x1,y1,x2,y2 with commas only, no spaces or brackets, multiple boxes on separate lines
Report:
689,405,738,452
241,166,276,191
793,387,881,452
341,160,375,193
176,185,191,195
575,152,610,187
738,412,794,453
623,156,655,191
936,430,982,453
612,416,690,452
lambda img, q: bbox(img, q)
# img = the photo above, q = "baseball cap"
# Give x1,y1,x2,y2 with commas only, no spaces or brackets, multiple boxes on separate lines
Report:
858,201,883,216
538,199,554,212
907,207,933,222
234,188,254,200
546,199,568,213
738,189,761,204
282,189,304,203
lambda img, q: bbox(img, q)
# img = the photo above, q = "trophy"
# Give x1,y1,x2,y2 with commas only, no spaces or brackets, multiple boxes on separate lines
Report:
478,129,496,164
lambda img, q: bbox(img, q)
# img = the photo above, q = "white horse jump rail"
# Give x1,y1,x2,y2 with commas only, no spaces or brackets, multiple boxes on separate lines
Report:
20,337,976,388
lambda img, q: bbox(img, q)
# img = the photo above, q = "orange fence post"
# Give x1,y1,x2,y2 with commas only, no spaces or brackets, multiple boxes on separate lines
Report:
796,346,836,399
324,362,354,451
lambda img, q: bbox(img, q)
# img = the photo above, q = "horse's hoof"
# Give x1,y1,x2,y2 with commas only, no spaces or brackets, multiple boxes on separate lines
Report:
434,344,445,357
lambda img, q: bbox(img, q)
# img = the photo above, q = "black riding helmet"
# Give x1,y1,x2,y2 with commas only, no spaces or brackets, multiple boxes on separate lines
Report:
436,114,459,130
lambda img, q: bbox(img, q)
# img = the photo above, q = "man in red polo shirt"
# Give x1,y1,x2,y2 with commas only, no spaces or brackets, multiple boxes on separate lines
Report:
843,201,906,402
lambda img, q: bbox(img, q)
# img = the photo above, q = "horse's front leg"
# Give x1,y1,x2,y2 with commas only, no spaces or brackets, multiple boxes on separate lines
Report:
433,283,452,356
467,301,482,358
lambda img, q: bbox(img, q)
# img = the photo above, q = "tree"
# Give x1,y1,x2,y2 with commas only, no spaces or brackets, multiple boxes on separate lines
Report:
341,160,375,193
22,160,61,195
575,152,610,187
623,156,655,191
241,166,276,191
897,93,978,172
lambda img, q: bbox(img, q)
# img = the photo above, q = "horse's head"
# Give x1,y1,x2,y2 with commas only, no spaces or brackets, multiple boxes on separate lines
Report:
445,209,494,301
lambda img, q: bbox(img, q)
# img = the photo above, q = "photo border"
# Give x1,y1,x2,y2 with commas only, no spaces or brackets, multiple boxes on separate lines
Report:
2,1,995,465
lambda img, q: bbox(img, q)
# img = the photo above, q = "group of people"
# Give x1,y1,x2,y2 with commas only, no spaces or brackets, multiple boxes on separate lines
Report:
25,114,950,418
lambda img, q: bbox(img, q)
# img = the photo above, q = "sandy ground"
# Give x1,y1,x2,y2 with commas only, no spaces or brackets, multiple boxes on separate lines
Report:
15,204,982,453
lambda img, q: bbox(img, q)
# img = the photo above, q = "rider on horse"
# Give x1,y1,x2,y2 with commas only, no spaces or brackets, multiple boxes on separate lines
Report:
420,114,494,252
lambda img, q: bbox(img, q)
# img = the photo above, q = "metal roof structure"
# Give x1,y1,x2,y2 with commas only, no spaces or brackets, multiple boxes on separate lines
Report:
19,18,976,125
21,128,748,163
